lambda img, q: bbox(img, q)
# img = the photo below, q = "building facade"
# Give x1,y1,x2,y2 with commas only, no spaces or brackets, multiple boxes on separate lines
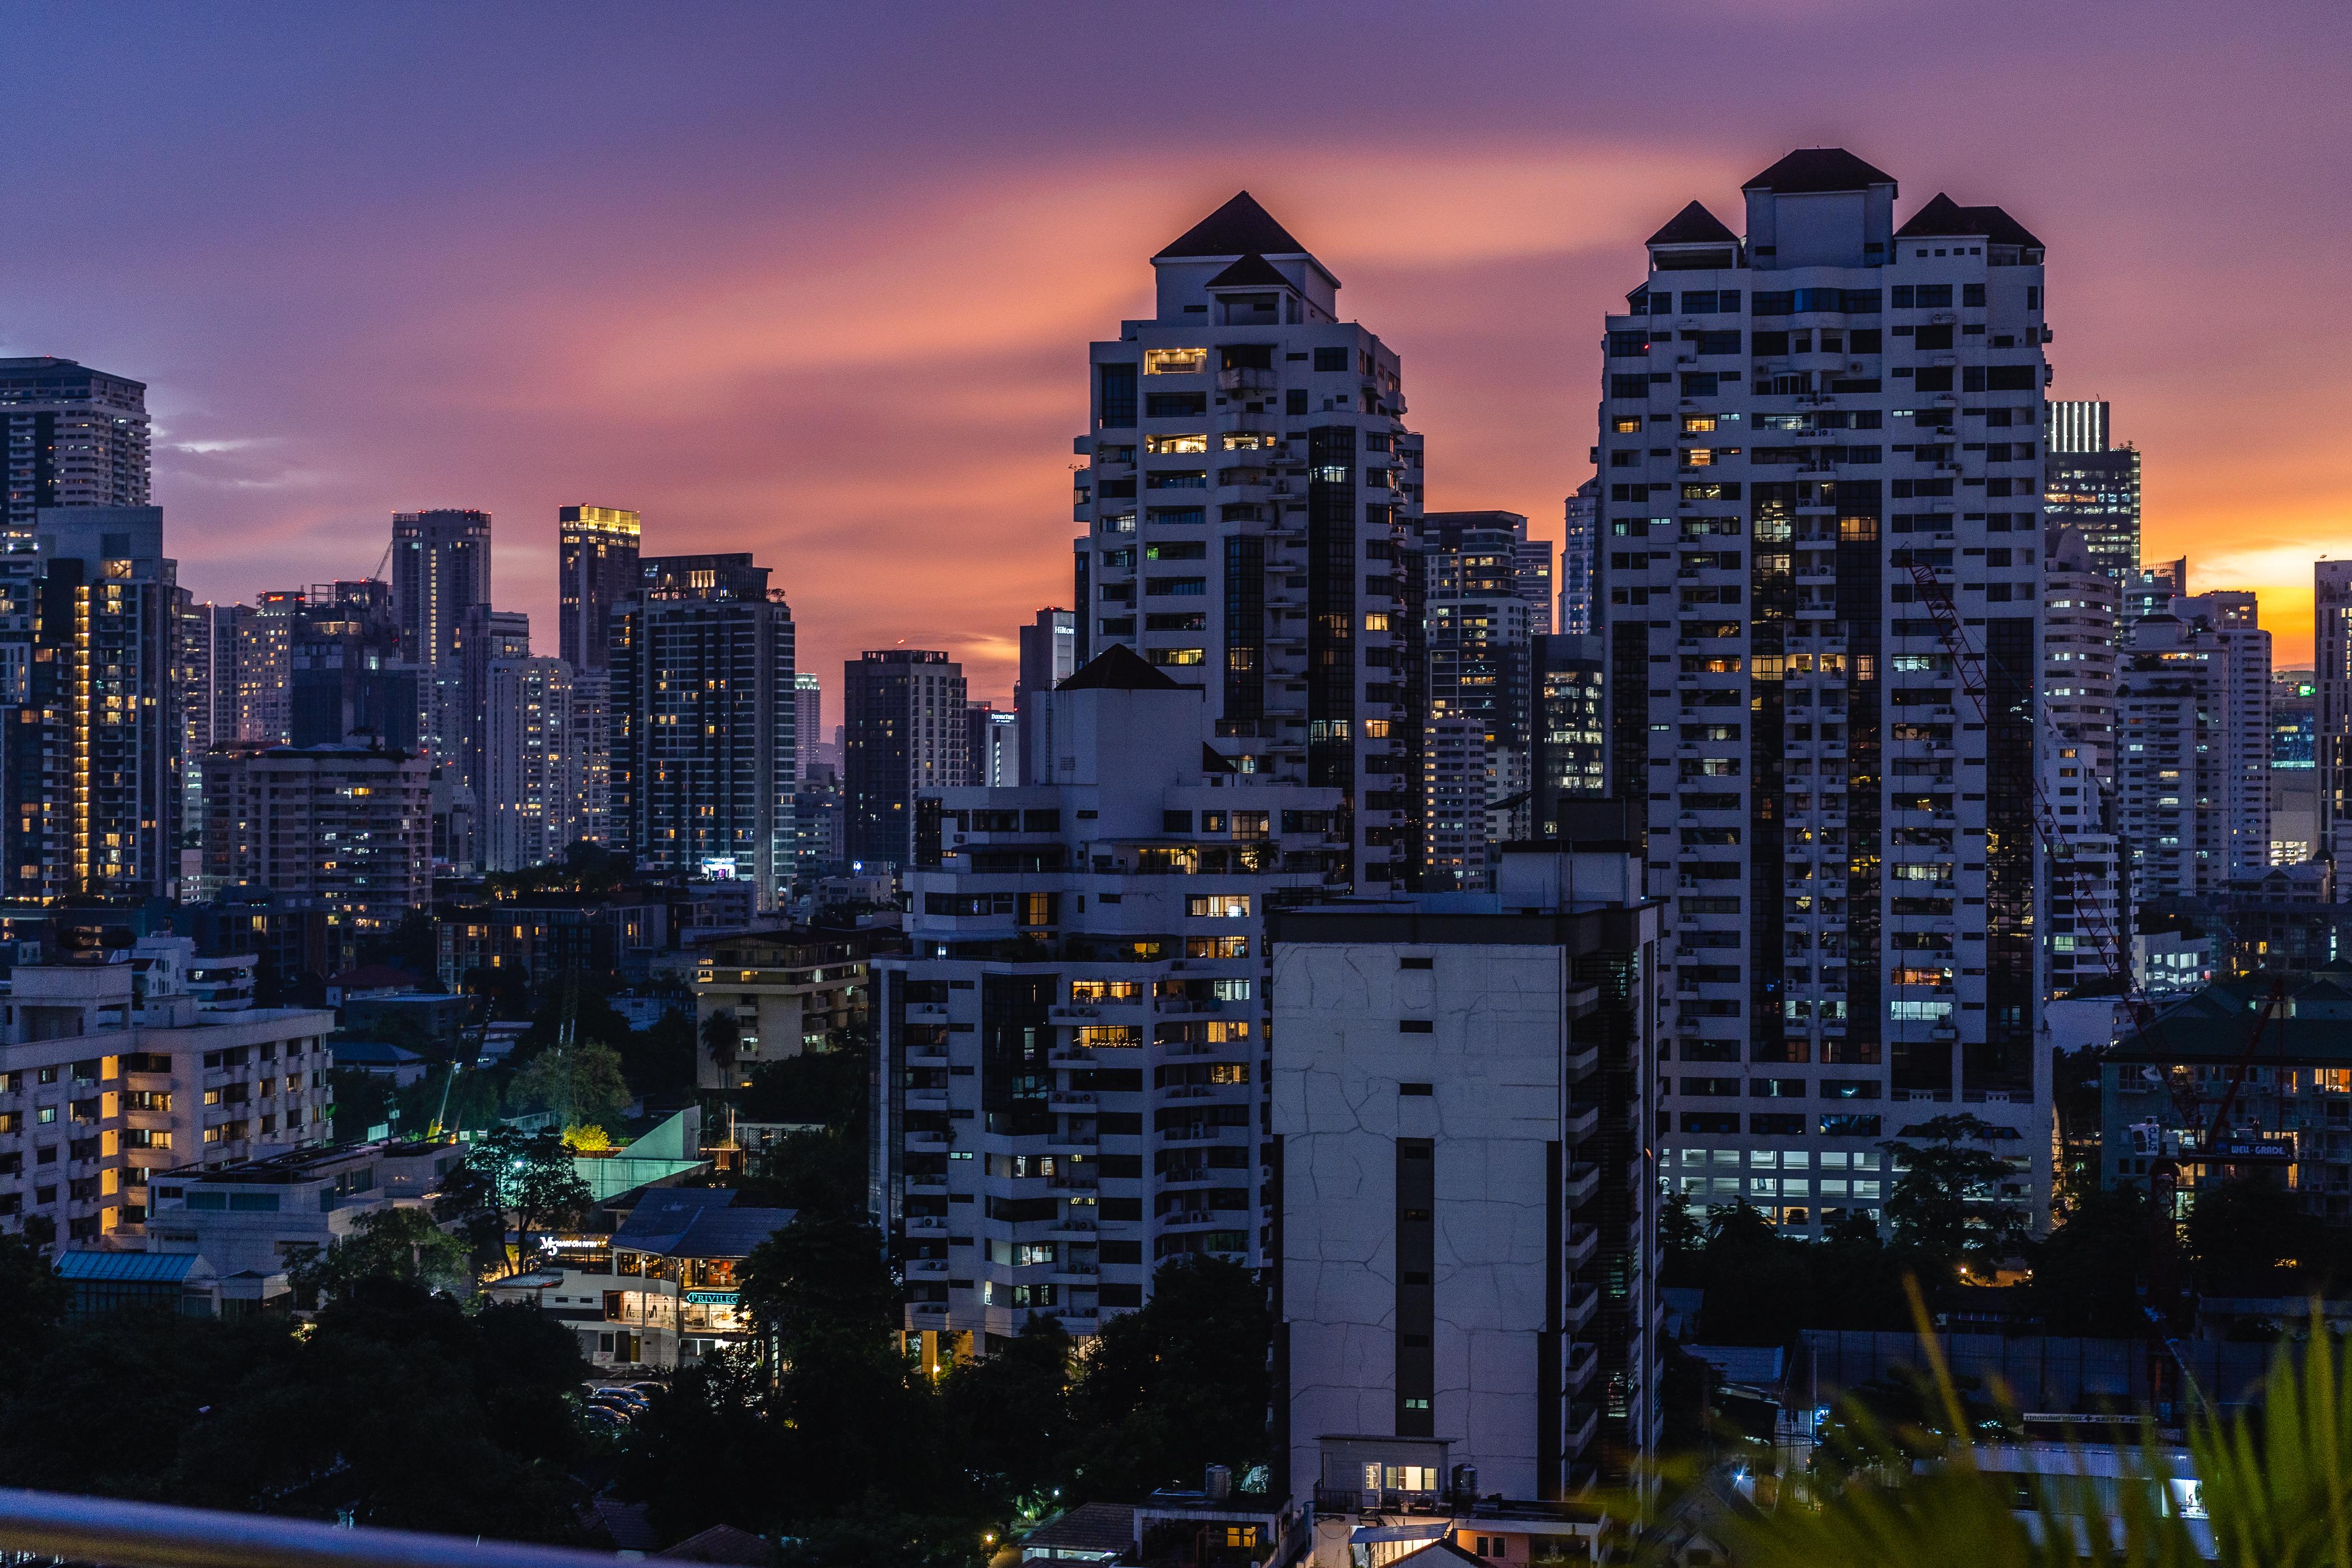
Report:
870,650,1348,1354
557,504,640,675
1015,608,1080,785
0,948,333,1244
1,508,181,901
843,648,967,874
1073,192,1425,894
1560,477,1599,637
202,744,432,937
1530,633,1609,838
482,655,580,873
1420,512,1534,891
1514,536,1555,638
1595,148,2054,1233
1273,846,1663,1502
611,554,797,908
690,925,883,1091
391,508,492,772
2042,399,2139,585
2316,562,2352,876
288,580,412,750
2043,528,2123,996
0,358,150,532
2118,593,2272,899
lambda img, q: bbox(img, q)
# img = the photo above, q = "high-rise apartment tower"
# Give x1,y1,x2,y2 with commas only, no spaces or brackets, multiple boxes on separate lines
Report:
1073,193,1424,893
1597,149,2053,1233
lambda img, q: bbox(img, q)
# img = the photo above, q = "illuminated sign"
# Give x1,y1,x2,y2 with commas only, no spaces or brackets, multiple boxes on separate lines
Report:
684,1290,740,1306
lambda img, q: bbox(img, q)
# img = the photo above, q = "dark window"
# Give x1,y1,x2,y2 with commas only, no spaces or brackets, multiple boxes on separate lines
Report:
1285,389,1308,415
1607,330,1650,358
1313,347,1348,372
1963,283,1986,307
1986,365,2037,390
1751,291,1795,316
1610,374,1651,399
1399,1082,1434,1096
1146,391,1206,418
1913,324,1954,351
1398,1020,1434,1034
1099,363,1137,427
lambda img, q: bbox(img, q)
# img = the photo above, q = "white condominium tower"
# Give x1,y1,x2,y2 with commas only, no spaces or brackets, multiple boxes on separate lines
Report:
1074,192,1423,893
1598,148,2053,1235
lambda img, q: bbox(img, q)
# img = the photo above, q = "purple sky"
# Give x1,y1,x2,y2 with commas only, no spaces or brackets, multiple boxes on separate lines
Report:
5,3,2347,703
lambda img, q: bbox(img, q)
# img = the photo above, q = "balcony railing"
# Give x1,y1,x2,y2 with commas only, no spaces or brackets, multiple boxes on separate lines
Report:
0,1487,623,1568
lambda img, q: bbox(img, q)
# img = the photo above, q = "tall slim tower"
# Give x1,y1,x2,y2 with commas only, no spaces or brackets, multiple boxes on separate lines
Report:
2319,561,2352,875
391,508,492,768
794,672,825,778
1599,149,2053,1234
1560,476,1599,636
0,358,151,533
1014,607,1078,783
2041,528,2121,997
1073,192,1423,892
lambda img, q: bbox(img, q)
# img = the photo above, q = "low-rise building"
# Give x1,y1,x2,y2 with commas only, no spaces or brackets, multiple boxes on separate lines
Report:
690,925,886,1091
2102,970,2352,1219
0,955,333,1243
435,896,669,992
488,1186,791,1370
142,1137,464,1278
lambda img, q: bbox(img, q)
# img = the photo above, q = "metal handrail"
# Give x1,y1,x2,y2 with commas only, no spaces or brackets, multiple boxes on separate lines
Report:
0,1487,624,1568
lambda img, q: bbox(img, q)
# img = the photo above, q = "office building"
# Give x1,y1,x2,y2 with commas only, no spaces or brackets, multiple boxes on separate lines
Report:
611,554,797,908
1530,633,1608,837
2319,562,2352,875
794,672,826,778
1514,536,1555,637
1072,192,1425,892
0,358,150,533
870,648,1349,1352
557,506,635,848
0,508,181,901
2042,528,2122,997
1560,477,1599,637
482,655,579,874
557,505,640,675
287,580,413,750
2117,593,2272,899
2043,400,2139,585
391,508,492,769
1595,148,2054,1231
1015,608,1079,783
843,648,966,874
1274,841,1663,1501
1420,511,1534,891
968,702,1017,788
0,942,334,1243
203,743,431,940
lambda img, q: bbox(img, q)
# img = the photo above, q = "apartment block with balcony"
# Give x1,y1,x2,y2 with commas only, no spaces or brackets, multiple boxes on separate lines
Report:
202,742,432,945
871,647,1348,1356
690,924,890,1091
2119,592,2272,900
1273,843,1663,1509
1595,148,2053,1235
2043,527,2123,997
0,945,333,1244
1075,192,1424,894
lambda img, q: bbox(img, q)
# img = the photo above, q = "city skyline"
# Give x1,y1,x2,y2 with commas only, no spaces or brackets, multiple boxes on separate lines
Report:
3,6,2348,700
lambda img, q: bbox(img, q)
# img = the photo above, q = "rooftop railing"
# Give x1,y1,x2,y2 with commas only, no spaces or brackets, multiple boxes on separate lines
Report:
0,1487,624,1568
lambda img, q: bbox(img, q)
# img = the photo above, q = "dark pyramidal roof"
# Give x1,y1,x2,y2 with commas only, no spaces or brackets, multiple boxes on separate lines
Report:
1895,192,2045,249
1206,253,1292,290
1156,191,1309,259
1646,199,1738,248
1057,643,1183,692
1743,148,1897,194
